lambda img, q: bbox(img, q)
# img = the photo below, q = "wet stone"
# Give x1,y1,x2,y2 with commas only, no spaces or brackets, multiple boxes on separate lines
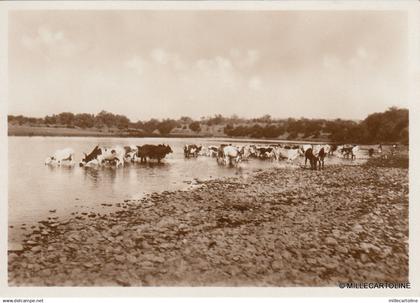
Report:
8,243,24,252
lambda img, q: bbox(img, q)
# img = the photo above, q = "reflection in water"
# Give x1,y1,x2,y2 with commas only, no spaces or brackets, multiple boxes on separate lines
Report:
82,166,119,186
80,161,174,188
82,167,100,183
46,164,76,174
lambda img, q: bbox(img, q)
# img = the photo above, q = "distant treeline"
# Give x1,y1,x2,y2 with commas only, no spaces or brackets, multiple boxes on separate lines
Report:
8,107,408,144
224,107,408,144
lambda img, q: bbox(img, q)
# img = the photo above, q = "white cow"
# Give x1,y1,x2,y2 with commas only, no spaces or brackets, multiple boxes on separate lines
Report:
339,145,360,160
80,145,125,167
287,149,301,161
301,144,312,153
313,144,331,157
221,145,242,166
271,146,289,161
99,146,125,167
207,146,219,157
123,145,138,163
45,148,75,166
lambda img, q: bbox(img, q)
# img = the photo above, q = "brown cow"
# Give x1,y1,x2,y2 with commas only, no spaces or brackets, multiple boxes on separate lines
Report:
136,144,173,163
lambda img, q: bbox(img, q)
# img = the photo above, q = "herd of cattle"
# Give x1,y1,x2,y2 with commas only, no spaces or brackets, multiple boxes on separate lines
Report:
44,145,173,168
185,143,361,170
44,142,387,170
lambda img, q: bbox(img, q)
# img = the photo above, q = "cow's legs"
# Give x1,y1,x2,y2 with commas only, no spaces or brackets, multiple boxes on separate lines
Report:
312,158,316,170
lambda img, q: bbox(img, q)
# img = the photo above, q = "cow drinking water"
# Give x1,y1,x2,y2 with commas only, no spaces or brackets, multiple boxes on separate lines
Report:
123,145,138,163
79,146,125,167
45,148,75,166
304,148,318,170
221,145,241,166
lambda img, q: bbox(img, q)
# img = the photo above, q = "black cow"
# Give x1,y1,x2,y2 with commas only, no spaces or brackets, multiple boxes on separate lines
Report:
341,146,356,160
284,145,300,150
317,147,326,170
79,145,102,167
328,144,338,155
136,144,173,163
257,147,273,159
304,148,318,170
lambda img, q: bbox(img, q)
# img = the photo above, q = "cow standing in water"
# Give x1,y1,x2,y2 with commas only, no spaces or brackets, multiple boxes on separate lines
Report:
327,144,338,156
79,146,102,167
184,144,202,158
45,148,75,166
343,145,359,160
79,146,125,167
136,144,173,163
256,147,273,160
123,145,138,163
221,145,241,166
317,147,326,170
207,146,219,157
304,148,318,170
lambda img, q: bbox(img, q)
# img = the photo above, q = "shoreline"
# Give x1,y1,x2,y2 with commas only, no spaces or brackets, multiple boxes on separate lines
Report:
8,126,406,146
7,124,334,143
8,163,408,286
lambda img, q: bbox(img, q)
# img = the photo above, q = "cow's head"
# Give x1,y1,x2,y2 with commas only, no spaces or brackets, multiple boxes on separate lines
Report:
165,145,173,154
45,156,54,165
79,154,87,167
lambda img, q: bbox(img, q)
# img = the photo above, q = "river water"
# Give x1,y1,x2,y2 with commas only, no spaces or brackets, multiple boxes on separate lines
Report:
9,136,292,243
8,136,373,245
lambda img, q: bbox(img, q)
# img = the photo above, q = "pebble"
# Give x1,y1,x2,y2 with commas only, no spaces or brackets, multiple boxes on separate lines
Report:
325,237,338,246
8,243,23,252
353,224,364,233
31,246,42,252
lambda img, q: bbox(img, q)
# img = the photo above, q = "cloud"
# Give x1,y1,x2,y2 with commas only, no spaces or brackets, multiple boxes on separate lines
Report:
230,49,260,68
125,56,146,75
194,56,236,87
150,48,169,65
21,26,79,57
127,48,265,94
150,48,186,71
324,47,372,70
127,49,240,90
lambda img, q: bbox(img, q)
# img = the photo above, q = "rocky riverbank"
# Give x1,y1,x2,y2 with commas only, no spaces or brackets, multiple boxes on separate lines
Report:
8,164,408,286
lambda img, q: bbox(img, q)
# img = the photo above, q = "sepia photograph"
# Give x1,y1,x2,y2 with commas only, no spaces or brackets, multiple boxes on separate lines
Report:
1,1,418,298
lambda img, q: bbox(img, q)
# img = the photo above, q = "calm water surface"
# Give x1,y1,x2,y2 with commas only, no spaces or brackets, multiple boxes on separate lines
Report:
9,136,287,243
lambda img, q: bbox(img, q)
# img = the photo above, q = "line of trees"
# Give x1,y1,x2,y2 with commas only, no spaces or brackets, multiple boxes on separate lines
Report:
8,107,408,144
223,107,408,144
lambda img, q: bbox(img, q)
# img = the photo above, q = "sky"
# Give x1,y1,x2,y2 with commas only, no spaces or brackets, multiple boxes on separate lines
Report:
8,10,409,121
